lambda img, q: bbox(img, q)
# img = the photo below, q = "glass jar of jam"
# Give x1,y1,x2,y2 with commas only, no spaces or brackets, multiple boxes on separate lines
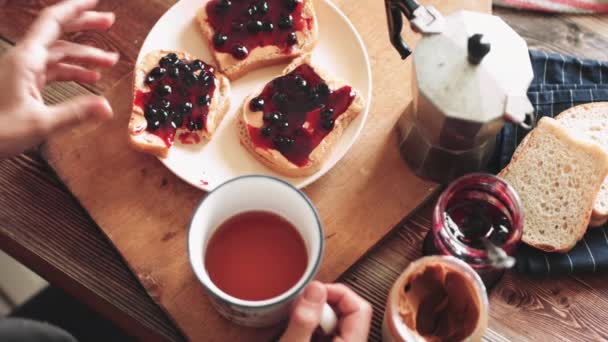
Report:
423,173,523,288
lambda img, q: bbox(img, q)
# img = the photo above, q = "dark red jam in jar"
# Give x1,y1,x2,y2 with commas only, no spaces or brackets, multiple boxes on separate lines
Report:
206,0,311,60
425,173,524,288
134,53,217,147
446,199,512,250
246,64,355,166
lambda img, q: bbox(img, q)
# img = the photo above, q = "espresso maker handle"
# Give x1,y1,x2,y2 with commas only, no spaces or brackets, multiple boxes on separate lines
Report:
385,0,420,59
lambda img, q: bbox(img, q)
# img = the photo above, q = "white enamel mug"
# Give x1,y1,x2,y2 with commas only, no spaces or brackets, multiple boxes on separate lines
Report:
188,175,337,331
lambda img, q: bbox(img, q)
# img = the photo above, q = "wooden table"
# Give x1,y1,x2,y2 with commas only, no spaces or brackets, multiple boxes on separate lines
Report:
1,1,608,341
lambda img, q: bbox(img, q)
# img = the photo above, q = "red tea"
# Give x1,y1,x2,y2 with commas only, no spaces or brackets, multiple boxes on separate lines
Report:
205,211,308,301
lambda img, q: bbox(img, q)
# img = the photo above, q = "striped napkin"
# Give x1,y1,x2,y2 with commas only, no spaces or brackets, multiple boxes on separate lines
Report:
494,0,608,13
490,50,608,274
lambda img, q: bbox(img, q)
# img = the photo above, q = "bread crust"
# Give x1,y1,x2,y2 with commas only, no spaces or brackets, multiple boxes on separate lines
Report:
499,117,608,252
238,55,365,177
196,0,318,80
128,50,231,158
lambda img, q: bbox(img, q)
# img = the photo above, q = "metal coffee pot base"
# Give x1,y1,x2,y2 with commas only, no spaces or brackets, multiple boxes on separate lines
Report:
400,125,495,184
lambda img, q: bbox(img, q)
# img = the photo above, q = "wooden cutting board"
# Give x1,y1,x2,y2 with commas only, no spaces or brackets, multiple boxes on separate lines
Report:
43,0,490,340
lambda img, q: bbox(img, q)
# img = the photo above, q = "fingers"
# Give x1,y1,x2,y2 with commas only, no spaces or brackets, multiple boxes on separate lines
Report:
63,11,115,32
47,63,101,84
325,284,371,316
326,284,373,342
48,40,119,68
45,95,113,133
24,0,100,47
280,281,327,342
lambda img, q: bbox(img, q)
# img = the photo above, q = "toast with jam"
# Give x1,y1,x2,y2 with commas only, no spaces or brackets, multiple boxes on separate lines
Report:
128,50,231,158
197,0,318,80
238,56,365,177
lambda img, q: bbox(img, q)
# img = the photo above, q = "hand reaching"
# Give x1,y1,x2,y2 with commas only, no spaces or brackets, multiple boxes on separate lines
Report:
0,0,119,158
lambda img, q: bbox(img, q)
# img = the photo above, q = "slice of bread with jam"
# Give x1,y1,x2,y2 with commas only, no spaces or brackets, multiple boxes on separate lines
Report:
129,50,230,158
197,0,318,80
238,55,365,177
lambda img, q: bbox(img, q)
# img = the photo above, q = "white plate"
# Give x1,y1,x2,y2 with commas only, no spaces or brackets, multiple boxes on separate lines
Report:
138,0,372,191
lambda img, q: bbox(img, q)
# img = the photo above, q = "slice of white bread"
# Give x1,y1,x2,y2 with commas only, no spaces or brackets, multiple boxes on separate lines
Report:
238,55,365,177
128,50,230,158
514,103,608,227
557,103,608,226
196,0,318,80
498,117,608,253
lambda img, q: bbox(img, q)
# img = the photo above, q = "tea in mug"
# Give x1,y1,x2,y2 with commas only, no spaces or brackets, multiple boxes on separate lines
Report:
205,211,308,301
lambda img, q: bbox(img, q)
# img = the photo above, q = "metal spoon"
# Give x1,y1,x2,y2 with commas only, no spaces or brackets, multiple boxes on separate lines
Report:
482,238,516,269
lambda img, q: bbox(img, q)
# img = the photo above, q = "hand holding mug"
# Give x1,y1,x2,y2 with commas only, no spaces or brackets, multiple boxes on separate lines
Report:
281,282,373,342
188,176,371,339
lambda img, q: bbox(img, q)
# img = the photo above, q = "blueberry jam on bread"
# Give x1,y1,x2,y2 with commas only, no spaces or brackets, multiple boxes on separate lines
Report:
198,0,318,79
247,64,355,166
129,50,230,158
206,0,311,60
134,53,218,146
239,56,364,177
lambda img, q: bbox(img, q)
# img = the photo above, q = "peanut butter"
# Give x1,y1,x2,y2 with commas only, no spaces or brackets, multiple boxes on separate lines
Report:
398,261,481,342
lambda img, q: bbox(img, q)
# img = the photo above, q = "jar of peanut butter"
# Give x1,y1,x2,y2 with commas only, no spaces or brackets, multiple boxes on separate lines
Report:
383,256,489,342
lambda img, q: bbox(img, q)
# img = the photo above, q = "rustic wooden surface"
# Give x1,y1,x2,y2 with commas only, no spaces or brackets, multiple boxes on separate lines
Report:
0,1,607,341
41,0,489,340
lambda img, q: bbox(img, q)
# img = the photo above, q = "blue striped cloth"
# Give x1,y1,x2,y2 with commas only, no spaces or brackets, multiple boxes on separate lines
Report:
490,50,608,275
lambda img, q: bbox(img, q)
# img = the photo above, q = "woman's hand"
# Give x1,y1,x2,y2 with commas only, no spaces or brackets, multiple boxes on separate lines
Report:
280,281,373,342
0,0,119,158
